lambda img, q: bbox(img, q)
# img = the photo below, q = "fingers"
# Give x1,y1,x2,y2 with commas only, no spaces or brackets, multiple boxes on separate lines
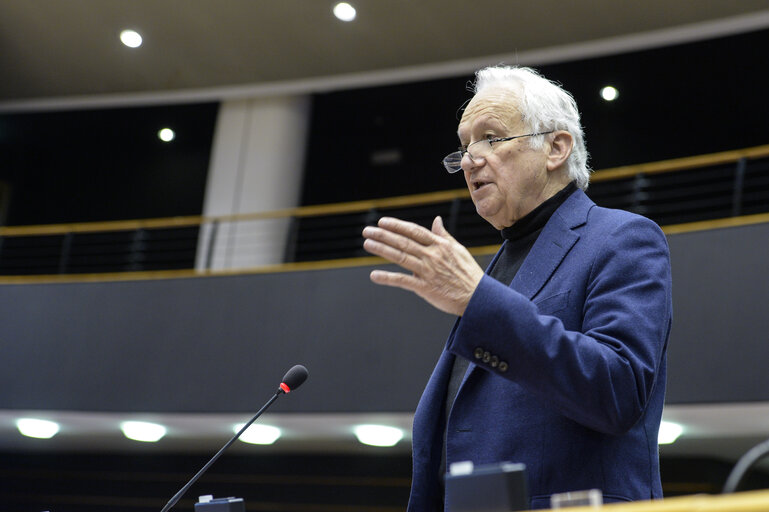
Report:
363,217,450,253
376,217,436,245
431,215,450,237
363,236,424,273
363,216,482,316
369,269,420,292
362,218,438,271
363,223,424,253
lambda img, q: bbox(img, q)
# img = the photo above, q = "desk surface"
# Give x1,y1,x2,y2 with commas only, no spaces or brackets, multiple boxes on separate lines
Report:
557,490,769,511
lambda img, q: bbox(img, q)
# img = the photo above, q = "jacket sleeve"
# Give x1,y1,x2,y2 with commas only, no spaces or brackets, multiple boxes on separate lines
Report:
447,215,672,435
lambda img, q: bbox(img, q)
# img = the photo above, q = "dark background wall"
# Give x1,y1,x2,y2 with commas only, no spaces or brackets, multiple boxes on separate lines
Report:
0,452,414,512
301,29,769,205
0,29,767,226
0,103,218,225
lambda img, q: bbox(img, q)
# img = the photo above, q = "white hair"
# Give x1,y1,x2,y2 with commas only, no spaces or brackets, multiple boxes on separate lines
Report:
473,65,591,190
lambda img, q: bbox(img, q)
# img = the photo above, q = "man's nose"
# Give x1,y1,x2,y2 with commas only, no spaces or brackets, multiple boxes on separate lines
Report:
461,151,484,172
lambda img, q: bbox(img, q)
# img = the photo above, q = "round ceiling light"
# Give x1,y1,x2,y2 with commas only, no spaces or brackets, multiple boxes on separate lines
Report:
158,128,175,142
234,423,282,445
333,2,356,22
353,424,403,447
120,29,143,48
16,418,60,439
658,421,683,444
600,85,619,101
120,421,166,442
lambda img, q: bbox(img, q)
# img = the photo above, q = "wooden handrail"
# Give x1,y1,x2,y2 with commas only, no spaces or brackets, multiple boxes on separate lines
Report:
0,215,204,237
591,144,769,182
661,212,769,235
0,143,767,238
0,190,472,237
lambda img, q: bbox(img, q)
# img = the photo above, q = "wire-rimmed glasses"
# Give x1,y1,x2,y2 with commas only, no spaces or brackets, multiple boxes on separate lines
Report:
442,131,554,173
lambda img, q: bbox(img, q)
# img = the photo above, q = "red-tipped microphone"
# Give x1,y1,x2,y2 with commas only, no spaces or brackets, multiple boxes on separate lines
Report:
160,365,309,512
279,364,308,394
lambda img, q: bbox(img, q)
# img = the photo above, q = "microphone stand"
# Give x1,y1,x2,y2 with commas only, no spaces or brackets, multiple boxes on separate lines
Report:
160,391,282,512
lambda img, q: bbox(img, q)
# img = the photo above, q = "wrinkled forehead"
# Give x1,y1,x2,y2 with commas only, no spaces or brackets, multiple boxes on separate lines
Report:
458,86,522,139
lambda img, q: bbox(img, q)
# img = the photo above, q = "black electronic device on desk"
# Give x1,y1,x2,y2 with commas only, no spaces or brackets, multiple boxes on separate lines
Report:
445,461,529,512
194,495,245,512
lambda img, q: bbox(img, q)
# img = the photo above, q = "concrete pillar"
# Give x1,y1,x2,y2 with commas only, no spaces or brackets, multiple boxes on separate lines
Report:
196,95,310,270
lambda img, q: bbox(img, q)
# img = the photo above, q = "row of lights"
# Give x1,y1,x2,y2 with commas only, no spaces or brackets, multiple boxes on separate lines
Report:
17,416,680,445
118,5,623,104
131,87,616,148
118,2,357,52
115,25,176,142
15,418,405,447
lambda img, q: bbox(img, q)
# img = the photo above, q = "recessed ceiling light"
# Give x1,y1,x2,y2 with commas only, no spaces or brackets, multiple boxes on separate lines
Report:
120,29,143,48
121,421,166,442
158,128,175,142
16,418,60,439
353,424,403,447
658,421,683,444
600,85,619,101
234,424,282,445
333,2,356,22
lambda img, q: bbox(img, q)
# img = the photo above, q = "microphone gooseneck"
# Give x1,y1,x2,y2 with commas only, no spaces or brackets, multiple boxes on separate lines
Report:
160,365,309,512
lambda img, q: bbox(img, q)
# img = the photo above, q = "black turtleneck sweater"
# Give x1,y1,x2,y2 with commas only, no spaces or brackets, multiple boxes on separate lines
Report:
438,181,577,487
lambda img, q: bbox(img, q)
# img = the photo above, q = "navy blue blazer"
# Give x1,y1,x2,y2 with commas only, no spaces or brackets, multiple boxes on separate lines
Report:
407,189,672,511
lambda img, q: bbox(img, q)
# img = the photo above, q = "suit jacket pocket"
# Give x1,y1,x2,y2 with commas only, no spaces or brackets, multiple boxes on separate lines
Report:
533,290,569,315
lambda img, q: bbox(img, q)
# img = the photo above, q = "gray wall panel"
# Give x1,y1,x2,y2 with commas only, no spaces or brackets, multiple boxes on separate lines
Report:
0,266,458,413
1,222,768,413
666,222,769,403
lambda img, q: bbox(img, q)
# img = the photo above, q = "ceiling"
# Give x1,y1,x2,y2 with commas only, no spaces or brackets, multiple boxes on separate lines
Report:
1,0,769,110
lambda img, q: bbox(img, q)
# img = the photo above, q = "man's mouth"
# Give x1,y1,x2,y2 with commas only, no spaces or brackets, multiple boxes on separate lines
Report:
472,179,490,191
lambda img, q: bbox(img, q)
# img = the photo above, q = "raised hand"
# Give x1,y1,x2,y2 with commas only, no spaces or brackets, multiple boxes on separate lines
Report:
362,215,484,316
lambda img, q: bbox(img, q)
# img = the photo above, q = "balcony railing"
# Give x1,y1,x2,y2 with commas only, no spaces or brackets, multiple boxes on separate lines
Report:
1,144,768,279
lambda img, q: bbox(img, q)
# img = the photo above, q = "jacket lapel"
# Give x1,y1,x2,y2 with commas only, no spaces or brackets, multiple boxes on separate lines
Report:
510,189,592,300
450,191,593,401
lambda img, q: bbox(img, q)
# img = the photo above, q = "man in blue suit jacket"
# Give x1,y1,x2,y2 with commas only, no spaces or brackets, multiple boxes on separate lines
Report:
363,65,672,510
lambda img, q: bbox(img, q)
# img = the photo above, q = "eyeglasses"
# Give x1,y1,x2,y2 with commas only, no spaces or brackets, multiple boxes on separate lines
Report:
441,131,554,173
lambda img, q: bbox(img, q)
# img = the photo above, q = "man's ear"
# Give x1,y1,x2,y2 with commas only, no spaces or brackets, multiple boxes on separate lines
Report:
546,131,574,172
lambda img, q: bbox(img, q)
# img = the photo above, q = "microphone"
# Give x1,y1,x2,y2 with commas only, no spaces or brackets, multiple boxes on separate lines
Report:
279,364,309,394
160,365,309,512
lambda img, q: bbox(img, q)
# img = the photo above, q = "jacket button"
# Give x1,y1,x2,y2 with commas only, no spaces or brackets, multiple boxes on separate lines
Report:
473,348,484,359
490,356,499,368
482,351,491,363
498,361,509,372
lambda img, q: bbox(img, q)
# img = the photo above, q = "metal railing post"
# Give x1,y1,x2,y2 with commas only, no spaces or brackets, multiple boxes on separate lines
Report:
282,216,300,263
128,229,146,271
58,232,73,274
630,173,650,215
732,157,747,217
448,197,461,235
205,220,220,270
